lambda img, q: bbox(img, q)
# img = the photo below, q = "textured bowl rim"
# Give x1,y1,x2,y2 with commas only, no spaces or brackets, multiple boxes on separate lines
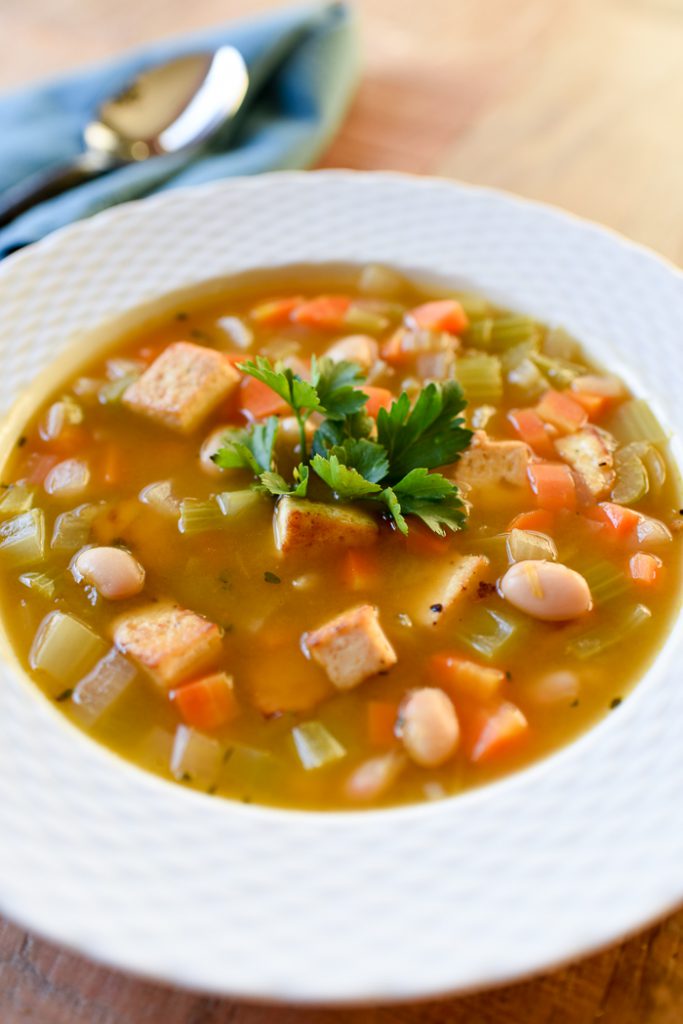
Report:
0,170,682,1004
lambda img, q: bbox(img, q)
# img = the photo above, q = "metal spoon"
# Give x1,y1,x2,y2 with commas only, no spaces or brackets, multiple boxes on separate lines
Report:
0,46,249,229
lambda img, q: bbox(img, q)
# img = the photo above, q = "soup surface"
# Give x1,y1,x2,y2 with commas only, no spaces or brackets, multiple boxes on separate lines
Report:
0,265,681,810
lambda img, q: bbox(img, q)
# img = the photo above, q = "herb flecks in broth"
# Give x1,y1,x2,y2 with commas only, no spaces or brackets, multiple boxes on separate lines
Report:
0,266,680,810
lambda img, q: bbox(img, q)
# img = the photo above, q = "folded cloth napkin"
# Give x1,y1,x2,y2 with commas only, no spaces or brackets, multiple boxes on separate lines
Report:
0,1,358,258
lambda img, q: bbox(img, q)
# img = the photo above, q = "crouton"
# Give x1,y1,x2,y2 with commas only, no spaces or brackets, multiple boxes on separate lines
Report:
411,554,490,626
325,334,379,372
112,603,222,689
453,431,530,489
554,426,616,499
123,342,240,434
303,604,397,690
274,496,378,554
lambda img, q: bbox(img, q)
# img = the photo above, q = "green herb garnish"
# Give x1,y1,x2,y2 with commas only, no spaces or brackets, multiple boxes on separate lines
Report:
213,356,472,535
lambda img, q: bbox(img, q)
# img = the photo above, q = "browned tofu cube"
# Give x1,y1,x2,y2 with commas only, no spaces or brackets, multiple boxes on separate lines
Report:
454,431,530,489
411,554,490,626
112,603,222,689
554,426,615,499
274,496,378,554
303,604,397,690
123,342,240,434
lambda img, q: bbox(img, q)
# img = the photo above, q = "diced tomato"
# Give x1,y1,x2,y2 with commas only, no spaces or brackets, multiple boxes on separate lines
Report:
171,672,238,731
406,299,469,335
535,389,587,433
239,376,289,420
507,408,556,459
429,653,505,702
596,501,641,540
249,296,303,326
342,548,380,590
527,462,577,512
364,386,393,419
508,508,556,533
367,701,399,746
629,551,663,585
291,295,352,329
469,702,529,763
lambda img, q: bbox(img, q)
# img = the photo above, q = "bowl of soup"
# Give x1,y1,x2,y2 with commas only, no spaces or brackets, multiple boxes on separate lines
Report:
0,171,681,1002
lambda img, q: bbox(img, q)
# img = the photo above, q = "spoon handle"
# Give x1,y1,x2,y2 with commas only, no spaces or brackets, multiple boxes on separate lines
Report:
0,153,117,230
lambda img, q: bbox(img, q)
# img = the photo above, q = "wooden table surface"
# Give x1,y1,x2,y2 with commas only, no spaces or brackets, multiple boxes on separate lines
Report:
1,0,682,1020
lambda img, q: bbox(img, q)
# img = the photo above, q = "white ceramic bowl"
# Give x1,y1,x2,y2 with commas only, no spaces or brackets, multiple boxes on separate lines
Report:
0,172,682,1004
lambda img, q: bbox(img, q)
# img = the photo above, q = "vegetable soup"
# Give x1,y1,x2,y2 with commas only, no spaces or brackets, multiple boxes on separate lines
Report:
1,265,680,810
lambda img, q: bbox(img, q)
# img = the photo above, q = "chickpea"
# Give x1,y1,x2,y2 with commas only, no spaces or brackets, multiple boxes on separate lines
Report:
397,688,459,768
73,546,145,600
499,560,592,621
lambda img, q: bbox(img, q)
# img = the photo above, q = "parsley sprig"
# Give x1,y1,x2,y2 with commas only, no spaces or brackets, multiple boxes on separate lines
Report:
213,356,472,535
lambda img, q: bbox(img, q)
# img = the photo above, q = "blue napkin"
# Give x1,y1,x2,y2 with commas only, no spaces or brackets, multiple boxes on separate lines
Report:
0,2,358,258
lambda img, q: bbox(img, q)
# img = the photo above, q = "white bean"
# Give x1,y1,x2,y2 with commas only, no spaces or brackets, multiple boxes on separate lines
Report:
499,560,592,621
73,546,145,600
325,334,379,372
344,751,405,801
397,688,459,767
526,669,580,706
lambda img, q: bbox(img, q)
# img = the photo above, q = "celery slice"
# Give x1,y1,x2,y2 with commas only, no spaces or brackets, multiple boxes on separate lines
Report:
580,559,630,606
531,353,584,389
566,604,652,660
455,607,522,660
19,568,62,599
223,743,281,787
455,353,503,403
0,482,35,515
608,399,668,446
501,339,541,372
0,509,45,567
292,722,346,770
30,611,107,687
358,263,406,298
611,447,649,504
178,497,225,534
468,316,539,352
344,303,390,333
506,358,549,400
215,490,263,518
543,326,580,361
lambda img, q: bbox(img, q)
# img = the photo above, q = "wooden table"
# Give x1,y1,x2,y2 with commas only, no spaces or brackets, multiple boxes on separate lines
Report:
1,1,682,1020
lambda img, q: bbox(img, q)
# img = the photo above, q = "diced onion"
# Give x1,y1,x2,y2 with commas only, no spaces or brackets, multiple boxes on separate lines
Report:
507,529,557,563
73,648,137,725
170,725,223,787
343,303,390,333
222,743,279,786
51,503,102,551
292,721,346,770
98,373,139,404
544,327,580,361
567,604,652,660
139,480,180,519
105,357,144,380
39,396,83,440
217,316,253,350
19,568,61,599
29,611,107,688
0,509,45,567
636,515,672,548
456,607,522,660
0,482,35,516
215,490,263,518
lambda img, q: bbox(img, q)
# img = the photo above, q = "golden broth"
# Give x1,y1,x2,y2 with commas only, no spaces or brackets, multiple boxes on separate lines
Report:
0,267,681,810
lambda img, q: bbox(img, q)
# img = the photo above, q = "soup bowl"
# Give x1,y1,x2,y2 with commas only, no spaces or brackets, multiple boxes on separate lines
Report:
0,171,681,1003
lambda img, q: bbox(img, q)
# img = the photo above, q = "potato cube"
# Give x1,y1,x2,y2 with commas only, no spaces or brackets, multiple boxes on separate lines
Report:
454,431,530,489
412,554,490,626
303,604,397,690
123,341,240,434
274,496,378,554
112,603,222,689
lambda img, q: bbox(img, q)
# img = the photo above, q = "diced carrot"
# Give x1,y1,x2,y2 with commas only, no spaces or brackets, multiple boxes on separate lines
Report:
596,501,641,539
380,328,410,366
364,386,393,419
535,389,587,433
101,442,123,486
137,342,167,365
406,299,469,335
629,551,663,585
43,424,89,456
342,548,380,590
249,296,303,326
239,376,290,420
21,453,59,485
225,353,246,367
571,392,611,420
470,702,529,763
429,653,505,702
507,408,556,459
291,295,352,329
171,672,238,732
367,701,399,746
403,519,450,556
508,508,556,533
527,463,577,512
